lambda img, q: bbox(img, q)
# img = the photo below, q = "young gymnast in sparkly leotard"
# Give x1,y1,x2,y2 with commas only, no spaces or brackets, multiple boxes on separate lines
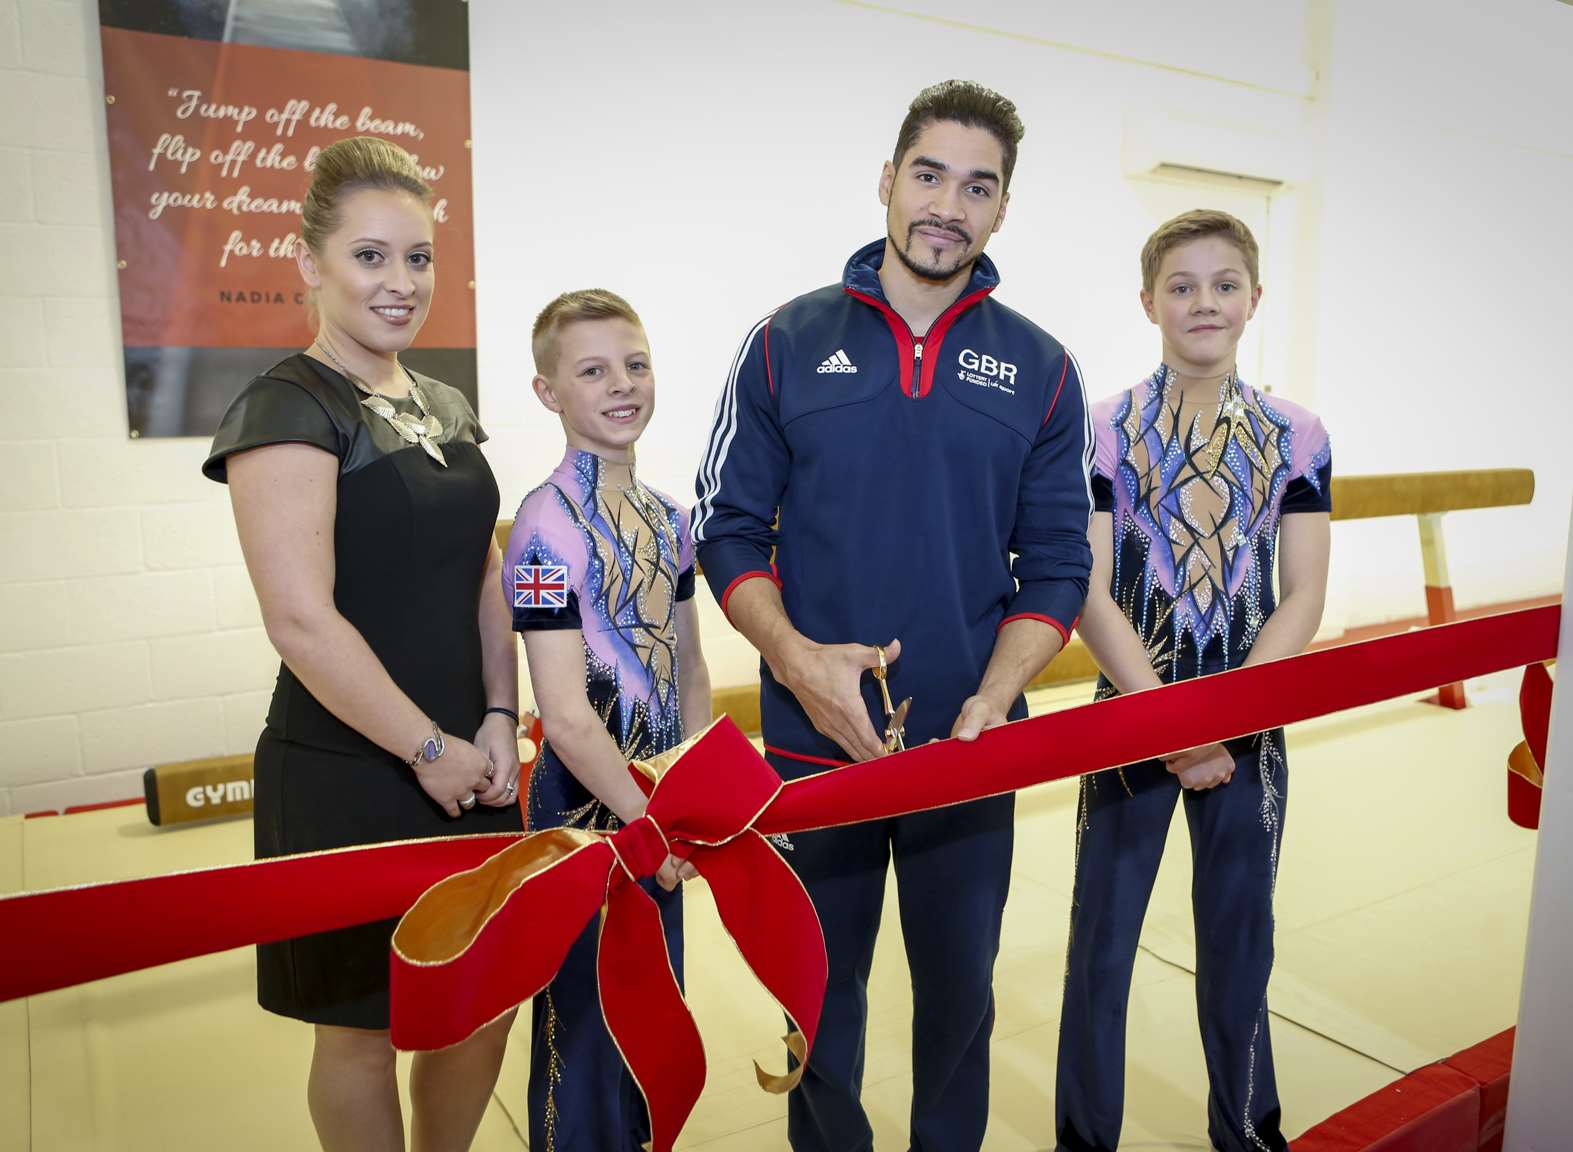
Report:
502,289,711,1152
1057,211,1332,1152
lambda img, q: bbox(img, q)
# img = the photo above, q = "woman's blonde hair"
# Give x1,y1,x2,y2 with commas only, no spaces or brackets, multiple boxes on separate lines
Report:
301,136,431,253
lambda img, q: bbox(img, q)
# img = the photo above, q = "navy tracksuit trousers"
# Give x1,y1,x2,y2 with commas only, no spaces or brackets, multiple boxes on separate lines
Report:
770,752,1015,1152
527,881,683,1152
1055,731,1290,1152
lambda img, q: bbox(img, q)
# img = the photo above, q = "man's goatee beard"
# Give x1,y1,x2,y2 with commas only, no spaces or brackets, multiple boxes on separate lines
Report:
889,232,971,285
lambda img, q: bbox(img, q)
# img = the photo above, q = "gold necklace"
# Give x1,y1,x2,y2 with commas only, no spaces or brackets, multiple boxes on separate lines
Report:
314,336,446,466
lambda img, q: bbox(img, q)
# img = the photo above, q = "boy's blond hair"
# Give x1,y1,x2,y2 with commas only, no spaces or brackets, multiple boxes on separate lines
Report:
531,289,643,375
1140,209,1260,295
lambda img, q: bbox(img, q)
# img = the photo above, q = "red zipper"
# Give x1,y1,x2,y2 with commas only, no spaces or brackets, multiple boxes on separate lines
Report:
845,285,994,399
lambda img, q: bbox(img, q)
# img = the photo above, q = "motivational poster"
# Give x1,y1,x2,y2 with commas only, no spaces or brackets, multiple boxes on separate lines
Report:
97,1,475,436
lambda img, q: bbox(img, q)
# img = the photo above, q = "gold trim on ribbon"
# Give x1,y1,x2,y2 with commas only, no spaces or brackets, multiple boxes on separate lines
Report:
1509,740,1544,789
391,828,602,966
594,881,698,1152
755,1030,809,1093
628,718,784,849
0,830,527,905
698,829,826,1094
629,722,715,786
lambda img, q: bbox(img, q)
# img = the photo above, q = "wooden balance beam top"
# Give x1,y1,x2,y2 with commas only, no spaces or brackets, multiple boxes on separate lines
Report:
493,469,1535,550
1329,469,1533,521
1332,469,1533,709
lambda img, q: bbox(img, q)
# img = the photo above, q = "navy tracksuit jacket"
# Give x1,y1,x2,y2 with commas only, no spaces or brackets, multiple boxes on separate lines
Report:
694,239,1092,1151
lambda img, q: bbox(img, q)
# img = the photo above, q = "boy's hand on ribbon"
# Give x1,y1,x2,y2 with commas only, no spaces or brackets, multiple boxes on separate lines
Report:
654,854,698,892
1165,742,1235,789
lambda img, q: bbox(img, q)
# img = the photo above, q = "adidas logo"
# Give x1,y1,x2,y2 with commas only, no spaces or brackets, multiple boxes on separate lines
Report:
816,349,859,374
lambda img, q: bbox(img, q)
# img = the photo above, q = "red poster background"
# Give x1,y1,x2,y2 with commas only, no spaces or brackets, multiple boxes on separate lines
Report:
100,26,474,350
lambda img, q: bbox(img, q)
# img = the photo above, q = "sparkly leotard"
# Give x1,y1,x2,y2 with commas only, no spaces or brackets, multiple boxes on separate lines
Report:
1056,367,1333,1152
504,447,696,1152
1091,365,1332,687
504,447,696,831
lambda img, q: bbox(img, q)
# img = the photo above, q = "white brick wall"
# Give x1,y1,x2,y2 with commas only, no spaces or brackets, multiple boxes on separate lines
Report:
12,361,129,437
9,767,145,815
18,0,87,77
212,567,262,630
0,1,280,814
1,442,59,510
0,3,21,68
79,700,227,776
43,295,117,366
0,146,31,220
141,503,245,569
0,714,80,785
222,690,272,755
60,439,227,508
0,296,45,368
0,582,76,653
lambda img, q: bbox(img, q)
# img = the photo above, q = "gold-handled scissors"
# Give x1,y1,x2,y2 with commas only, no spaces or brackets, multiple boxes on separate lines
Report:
872,644,912,754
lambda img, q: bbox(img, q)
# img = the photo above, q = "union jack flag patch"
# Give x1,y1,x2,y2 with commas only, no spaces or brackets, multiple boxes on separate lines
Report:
514,564,569,609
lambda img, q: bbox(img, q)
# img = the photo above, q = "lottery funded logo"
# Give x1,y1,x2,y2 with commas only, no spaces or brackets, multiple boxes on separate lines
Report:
957,348,1018,395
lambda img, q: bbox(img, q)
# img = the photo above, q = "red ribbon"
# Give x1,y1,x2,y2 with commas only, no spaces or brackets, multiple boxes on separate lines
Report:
760,605,1559,835
1508,661,1554,828
0,605,1560,1151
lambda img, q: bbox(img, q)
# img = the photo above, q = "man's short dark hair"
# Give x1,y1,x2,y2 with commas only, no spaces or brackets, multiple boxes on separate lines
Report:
893,80,1025,190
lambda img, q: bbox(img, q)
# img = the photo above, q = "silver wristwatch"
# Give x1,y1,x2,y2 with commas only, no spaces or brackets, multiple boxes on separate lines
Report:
406,722,445,770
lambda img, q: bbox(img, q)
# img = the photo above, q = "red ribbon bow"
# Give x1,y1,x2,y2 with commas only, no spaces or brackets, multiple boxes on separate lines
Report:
390,720,824,1152
388,606,1562,1149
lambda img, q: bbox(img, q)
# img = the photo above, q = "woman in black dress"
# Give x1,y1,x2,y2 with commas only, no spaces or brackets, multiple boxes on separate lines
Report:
204,137,523,1152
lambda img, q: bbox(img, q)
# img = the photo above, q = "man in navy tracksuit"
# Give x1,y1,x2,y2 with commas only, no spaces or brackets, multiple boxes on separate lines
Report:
693,80,1092,1151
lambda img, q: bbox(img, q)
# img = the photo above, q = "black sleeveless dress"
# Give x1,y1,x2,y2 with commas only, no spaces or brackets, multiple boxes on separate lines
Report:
204,353,523,1029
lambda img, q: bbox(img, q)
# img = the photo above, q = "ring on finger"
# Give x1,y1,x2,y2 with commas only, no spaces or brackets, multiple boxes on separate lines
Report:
503,777,518,797
484,758,495,781
459,792,477,810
